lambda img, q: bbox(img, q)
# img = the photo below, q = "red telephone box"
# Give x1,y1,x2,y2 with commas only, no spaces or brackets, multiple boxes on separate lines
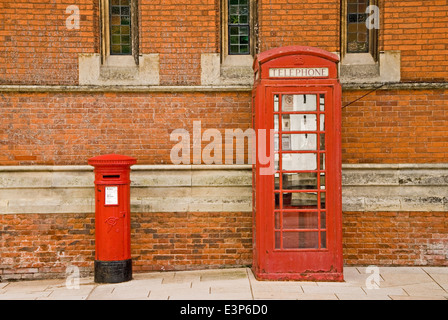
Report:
252,46,343,281
88,154,137,283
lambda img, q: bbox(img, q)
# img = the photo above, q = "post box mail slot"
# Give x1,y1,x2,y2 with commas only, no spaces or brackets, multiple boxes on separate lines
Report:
103,175,121,179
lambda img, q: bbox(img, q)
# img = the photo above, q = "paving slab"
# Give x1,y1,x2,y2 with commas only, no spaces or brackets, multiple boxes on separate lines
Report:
100,285,151,300
399,282,448,297
361,286,407,297
252,291,301,300
423,267,448,274
38,285,96,300
369,267,427,274
380,273,434,287
161,271,202,284
0,291,52,300
295,293,338,300
199,268,249,282
155,286,212,300
133,272,166,281
0,267,446,300
207,292,253,300
427,273,448,291
2,279,63,292
87,284,115,300
390,295,448,300
336,293,392,300
340,267,387,289
301,284,366,295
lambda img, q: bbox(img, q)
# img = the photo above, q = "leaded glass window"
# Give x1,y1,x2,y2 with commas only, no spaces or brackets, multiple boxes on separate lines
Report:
228,0,250,55
346,0,369,53
110,0,132,55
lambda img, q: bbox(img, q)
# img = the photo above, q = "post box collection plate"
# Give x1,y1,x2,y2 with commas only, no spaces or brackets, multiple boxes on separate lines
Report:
105,186,119,205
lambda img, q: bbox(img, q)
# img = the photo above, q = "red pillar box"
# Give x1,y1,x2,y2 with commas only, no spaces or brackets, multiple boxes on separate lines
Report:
88,154,137,283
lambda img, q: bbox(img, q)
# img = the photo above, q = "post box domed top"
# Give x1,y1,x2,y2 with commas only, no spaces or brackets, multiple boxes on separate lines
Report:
88,154,137,166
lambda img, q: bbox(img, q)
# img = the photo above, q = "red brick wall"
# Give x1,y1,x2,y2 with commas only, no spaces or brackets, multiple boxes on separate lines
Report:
383,0,448,82
0,213,95,280
0,0,97,85
1,1,447,85
258,0,340,53
342,88,448,164
2,210,446,280
132,212,252,273
0,91,251,165
0,212,252,280
140,0,219,85
259,0,448,82
0,0,220,86
343,211,448,266
2,88,447,166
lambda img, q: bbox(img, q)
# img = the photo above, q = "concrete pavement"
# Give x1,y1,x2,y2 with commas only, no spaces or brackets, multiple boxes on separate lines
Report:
0,267,447,300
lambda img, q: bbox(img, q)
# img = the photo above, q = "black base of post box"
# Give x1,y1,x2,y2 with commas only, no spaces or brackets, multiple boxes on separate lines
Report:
94,259,132,283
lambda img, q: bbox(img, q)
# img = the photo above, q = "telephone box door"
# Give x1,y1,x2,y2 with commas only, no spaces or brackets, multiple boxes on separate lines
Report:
252,46,343,281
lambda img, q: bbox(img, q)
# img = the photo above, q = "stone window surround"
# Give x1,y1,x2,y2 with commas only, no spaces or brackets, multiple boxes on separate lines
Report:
80,0,399,86
221,0,257,64
201,0,257,86
340,0,400,83
78,0,160,86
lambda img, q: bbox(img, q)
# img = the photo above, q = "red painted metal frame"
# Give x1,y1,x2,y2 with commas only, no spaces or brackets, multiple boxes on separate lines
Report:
252,46,343,281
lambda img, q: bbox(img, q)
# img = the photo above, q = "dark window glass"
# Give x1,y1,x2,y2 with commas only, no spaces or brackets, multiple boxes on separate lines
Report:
347,0,369,53
110,0,132,55
228,0,250,55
